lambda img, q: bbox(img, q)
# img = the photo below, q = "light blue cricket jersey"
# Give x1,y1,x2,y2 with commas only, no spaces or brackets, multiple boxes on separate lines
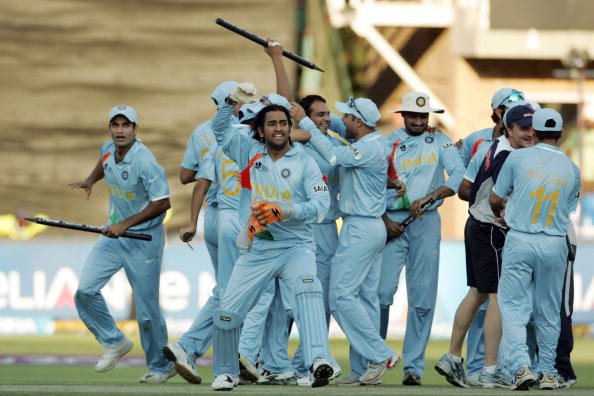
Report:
212,104,330,249
100,139,169,231
493,143,580,236
298,133,345,223
181,120,219,206
459,127,495,167
385,128,465,211
300,117,387,218
198,124,252,211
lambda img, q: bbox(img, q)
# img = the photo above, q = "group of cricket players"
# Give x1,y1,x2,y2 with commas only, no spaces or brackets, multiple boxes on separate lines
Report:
69,41,581,391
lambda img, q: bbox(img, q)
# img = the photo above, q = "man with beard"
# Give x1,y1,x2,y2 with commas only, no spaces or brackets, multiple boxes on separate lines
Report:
379,92,465,386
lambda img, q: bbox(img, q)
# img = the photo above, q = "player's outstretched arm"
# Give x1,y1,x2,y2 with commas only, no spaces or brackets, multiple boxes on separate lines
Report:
68,158,104,199
265,40,291,100
180,178,212,242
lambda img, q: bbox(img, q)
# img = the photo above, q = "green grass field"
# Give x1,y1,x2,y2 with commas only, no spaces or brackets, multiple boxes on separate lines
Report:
1,334,593,395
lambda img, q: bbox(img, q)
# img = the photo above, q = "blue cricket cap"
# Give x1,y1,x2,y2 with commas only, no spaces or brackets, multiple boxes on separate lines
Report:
109,104,137,123
211,81,239,108
491,88,525,109
533,109,563,132
504,104,534,128
335,97,381,127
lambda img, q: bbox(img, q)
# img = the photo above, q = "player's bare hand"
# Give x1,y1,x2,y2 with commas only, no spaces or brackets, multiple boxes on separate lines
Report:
411,194,433,218
388,178,406,198
383,217,404,240
69,181,93,199
265,40,284,57
289,102,306,123
103,223,127,238
290,128,312,143
454,138,463,149
179,225,197,242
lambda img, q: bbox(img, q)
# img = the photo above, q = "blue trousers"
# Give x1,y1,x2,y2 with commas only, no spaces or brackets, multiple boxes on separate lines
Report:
498,230,567,376
213,244,330,376
75,225,171,374
330,216,393,376
379,210,441,376
180,208,238,359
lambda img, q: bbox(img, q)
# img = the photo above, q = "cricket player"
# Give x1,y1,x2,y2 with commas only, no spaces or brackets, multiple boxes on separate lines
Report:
70,105,175,382
379,92,465,386
294,96,399,385
436,104,536,388
491,109,580,390
210,83,334,391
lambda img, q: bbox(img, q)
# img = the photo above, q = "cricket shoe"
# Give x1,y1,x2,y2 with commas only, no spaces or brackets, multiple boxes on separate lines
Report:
465,371,481,387
478,368,510,388
94,338,133,373
537,371,559,390
557,377,577,388
434,354,469,388
330,363,343,380
263,370,297,385
139,367,177,383
511,365,536,390
402,371,422,386
309,358,333,388
238,356,260,383
336,375,381,386
163,341,201,384
359,354,400,384
212,373,239,391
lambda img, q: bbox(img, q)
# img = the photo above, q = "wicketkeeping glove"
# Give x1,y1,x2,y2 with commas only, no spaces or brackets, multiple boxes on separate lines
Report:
229,82,258,104
252,200,296,224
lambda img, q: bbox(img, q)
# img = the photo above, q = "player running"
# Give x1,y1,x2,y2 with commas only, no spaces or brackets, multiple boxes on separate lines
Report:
491,109,580,390
70,105,175,383
209,83,333,391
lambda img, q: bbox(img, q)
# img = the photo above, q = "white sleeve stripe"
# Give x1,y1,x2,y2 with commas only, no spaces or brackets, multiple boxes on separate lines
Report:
464,176,475,183
150,195,170,202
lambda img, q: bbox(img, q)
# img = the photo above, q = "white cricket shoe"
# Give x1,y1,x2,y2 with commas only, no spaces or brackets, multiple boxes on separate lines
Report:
94,338,133,373
359,354,400,384
212,373,238,391
296,375,312,386
264,370,297,385
139,367,177,383
163,341,201,384
238,355,260,383
310,358,333,388
465,371,481,387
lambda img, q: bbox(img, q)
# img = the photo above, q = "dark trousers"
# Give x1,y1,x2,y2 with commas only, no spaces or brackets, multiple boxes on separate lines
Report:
555,243,576,381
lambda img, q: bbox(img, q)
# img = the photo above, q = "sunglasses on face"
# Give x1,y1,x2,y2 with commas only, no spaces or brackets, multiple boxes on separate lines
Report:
347,96,368,123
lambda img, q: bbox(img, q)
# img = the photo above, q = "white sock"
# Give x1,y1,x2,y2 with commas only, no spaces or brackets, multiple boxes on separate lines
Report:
448,353,462,363
484,365,496,374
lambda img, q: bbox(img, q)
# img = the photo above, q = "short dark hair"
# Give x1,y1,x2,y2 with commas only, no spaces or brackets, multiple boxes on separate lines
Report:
535,130,562,140
299,95,327,116
251,104,292,142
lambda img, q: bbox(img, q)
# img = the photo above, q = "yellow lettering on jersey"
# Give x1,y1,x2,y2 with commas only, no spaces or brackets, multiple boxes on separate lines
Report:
526,169,568,187
221,159,240,196
200,147,210,161
401,152,437,171
107,184,136,200
250,182,292,201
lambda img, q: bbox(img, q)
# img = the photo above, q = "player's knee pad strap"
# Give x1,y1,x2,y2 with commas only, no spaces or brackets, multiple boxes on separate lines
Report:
214,310,242,331
294,275,323,296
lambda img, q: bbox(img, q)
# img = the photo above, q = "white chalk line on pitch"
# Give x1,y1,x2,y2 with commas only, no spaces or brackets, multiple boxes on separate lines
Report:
0,385,591,395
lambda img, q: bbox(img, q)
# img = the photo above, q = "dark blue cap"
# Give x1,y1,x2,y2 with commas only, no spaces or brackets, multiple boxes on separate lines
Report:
504,104,534,128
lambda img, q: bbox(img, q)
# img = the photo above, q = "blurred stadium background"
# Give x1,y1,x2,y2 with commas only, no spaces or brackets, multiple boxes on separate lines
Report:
1,0,594,389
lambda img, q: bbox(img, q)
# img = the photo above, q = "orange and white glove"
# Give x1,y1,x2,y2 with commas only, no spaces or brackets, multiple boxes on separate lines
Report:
252,200,296,224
